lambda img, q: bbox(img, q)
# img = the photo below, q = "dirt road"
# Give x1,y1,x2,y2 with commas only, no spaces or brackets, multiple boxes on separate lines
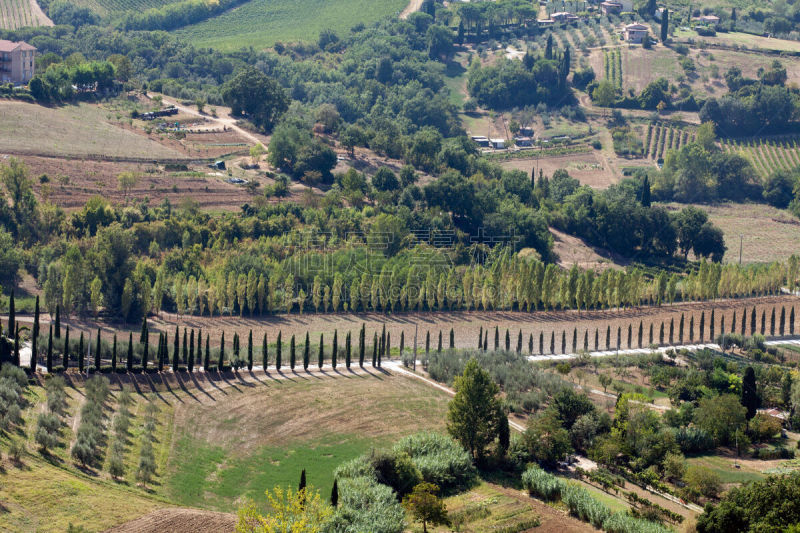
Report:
154,95,265,146
400,0,424,19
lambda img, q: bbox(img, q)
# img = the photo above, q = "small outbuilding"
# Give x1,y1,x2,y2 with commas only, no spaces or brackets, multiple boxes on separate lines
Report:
623,23,649,43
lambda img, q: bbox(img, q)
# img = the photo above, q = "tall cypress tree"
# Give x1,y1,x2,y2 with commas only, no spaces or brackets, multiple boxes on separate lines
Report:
156,333,162,372
741,366,759,420
720,315,725,340
359,325,365,367
750,307,757,335
660,7,669,42
450,328,455,349
780,307,787,336
79,331,85,372
518,330,523,353
438,330,443,353
478,326,483,349
46,324,53,373
689,316,694,342
399,331,405,357
95,328,102,371
741,309,746,335
188,329,195,372
679,314,685,343
699,312,705,341
5,290,13,342
669,318,674,344
760,310,766,336
584,329,589,351
372,332,378,367
561,330,566,354
571,328,577,353
504,329,510,351
262,333,268,371
162,331,168,371
791,307,796,335
140,317,148,343
128,331,134,372
529,333,534,354
204,334,210,371
173,325,179,366
606,325,611,350
31,295,39,371
648,323,653,346
659,322,665,345
732,310,737,334
289,334,296,370
425,331,430,354
219,331,226,371
550,331,555,354
303,332,309,371
638,321,643,348
182,328,188,369
617,326,621,349
54,303,60,339
63,326,70,370
539,331,544,354
318,333,324,369
494,327,499,350
770,308,776,336
331,331,338,369
142,326,150,371
331,479,339,507
346,331,352,369
276,331,282,370
386,332,391,360
247,330,253,371
112,334,118,372
12,325,19,366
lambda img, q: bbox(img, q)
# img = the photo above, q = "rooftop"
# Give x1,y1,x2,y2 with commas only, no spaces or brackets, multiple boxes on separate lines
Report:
0,40,36,53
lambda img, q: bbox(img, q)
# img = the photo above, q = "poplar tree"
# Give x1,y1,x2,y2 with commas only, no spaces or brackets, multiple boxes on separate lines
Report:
346,331,352,368
95,328,102,371
112,334,118,371
46,324,53,373
78,331,86,374
63,326,70,370
262,333,268,371
276,331,281,370
290,334,296,370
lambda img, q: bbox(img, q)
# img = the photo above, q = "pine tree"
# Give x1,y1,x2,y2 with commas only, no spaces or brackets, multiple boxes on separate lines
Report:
276,331,281,370
31,295,39,372
346,331,352,369
290,334,296,370
262,333,268,371
54,303,60,339
95,328,102,371
450,328,455,349
46,324,53,373
63,326,70,370
78,331,86,374
128,331,134,372
219,331,226,371
112,334,118,372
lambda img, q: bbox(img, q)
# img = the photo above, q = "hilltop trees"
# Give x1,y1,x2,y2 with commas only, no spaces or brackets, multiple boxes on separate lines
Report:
222,67,288,132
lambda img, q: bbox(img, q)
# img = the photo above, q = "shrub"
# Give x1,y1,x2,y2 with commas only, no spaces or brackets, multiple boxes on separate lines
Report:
327,476,406,533
522,465,566,501
749,413,782,442
392,432,476,492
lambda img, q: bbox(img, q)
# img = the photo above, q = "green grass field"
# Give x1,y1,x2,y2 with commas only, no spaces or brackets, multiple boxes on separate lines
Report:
174,0,408,51
69,0,173,17
686,455,765,483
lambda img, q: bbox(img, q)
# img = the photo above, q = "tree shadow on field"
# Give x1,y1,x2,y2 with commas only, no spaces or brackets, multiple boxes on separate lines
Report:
188,372,215,402
173,372,200,403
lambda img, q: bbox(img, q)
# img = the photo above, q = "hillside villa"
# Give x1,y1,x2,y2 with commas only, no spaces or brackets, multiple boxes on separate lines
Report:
623,23,649,43
600,1,623,15
0,40,35,86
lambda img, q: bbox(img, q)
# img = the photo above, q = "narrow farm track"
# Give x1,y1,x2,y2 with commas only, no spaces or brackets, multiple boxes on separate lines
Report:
399,0,423,19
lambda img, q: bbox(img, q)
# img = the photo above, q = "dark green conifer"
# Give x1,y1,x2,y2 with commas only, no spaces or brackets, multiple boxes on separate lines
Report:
63,326,70,370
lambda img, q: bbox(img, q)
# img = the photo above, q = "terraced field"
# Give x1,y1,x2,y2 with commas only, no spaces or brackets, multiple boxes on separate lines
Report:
721,136,800,177
0,0,51,29
644,123,694,160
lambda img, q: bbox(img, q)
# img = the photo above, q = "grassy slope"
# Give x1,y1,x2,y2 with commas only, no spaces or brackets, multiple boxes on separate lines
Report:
174,0,408,51
0,101,184,159
69,0,174,18
163,373,450,511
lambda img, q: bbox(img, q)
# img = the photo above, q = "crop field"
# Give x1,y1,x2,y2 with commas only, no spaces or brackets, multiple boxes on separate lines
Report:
0,101,185,159
721,136,800,177
0,0,51,29
664,202,800,264
69,0,173,17
603,47,623,90
499,151,616,189
620,46,681,93
644,123,694,160
174,0,408,51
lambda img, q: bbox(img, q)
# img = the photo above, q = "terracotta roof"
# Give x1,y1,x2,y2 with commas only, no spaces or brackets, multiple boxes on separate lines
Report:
0,39,36,52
